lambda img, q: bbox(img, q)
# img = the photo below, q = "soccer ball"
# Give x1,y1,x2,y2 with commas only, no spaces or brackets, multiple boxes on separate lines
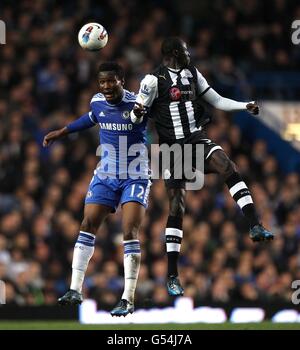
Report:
78,23,108,51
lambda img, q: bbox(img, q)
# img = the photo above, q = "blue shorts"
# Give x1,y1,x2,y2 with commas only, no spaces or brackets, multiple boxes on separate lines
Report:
85,175,152,212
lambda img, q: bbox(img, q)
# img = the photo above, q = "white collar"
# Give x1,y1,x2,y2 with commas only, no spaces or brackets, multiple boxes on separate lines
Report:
167,67,181,73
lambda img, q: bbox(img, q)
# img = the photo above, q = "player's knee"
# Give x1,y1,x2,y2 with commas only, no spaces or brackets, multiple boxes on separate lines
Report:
80,216,99,236
215,156,236,179
223,160,237,179
231,161,238,173
169,203,184,218
123,222,140,241
168,189,185,218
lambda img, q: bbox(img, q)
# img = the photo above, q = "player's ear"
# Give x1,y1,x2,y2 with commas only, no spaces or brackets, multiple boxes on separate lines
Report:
121,78,125,86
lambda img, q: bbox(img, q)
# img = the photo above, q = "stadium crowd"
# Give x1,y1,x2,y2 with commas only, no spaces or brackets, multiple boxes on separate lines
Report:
0,0,300,307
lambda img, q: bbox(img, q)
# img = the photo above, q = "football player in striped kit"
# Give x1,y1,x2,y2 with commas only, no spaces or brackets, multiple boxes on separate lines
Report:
43,62,150,316
131,37,274,297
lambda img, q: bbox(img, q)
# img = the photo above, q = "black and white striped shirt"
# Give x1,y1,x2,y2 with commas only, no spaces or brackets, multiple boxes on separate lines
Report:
135,65,211,143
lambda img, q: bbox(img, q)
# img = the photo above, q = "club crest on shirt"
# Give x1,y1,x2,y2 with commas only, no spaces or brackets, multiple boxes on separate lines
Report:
122,110,130,119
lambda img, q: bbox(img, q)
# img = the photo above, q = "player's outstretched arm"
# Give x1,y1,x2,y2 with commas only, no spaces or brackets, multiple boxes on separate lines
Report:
202,87,259,114
43,127,68,147
43,112,96,147
195,68,259,115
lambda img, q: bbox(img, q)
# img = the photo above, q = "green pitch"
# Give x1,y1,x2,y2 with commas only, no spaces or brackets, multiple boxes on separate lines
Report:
0,321,300,330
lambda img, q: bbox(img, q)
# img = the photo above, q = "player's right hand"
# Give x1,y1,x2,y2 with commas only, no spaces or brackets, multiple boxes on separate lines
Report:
43,128,68,147
246,102,259,115
133,102,147,118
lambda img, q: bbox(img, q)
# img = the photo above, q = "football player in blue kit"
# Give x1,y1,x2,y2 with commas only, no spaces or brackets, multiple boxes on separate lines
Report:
43,62,150,317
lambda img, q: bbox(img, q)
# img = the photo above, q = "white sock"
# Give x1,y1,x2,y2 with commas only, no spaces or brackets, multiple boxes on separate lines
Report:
165,227,183,253
70,231,95,293
121,240,141,304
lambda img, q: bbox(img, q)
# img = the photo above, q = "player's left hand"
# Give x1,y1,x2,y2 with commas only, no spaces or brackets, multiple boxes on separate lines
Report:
246,102,259,115
43,127,68,147
133,102,147,119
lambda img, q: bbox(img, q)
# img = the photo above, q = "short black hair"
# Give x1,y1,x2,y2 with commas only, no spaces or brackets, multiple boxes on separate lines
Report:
98,62,124,80
161,37,184,58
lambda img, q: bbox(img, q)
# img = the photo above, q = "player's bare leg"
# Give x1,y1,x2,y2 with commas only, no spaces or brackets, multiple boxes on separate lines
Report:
58,204,112,305
206,149,274,242
165,188,185,296
110,202,145,316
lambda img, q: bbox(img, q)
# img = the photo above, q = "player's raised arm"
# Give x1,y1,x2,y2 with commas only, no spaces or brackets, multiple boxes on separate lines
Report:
196,68,259,115
43,111,97,147
130,74,158,124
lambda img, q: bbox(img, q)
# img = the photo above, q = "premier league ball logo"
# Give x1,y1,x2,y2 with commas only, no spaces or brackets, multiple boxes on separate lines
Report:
169,86,181,101
82,26,93,43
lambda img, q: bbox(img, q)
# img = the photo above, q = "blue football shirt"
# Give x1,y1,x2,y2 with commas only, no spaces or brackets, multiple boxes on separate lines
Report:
88,90,149,179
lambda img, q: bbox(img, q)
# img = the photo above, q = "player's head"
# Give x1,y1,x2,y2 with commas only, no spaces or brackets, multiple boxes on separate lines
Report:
98,62,125,104
161,37,191,68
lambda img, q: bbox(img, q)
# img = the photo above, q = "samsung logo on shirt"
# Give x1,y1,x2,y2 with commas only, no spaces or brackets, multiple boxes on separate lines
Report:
99,122,133,131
